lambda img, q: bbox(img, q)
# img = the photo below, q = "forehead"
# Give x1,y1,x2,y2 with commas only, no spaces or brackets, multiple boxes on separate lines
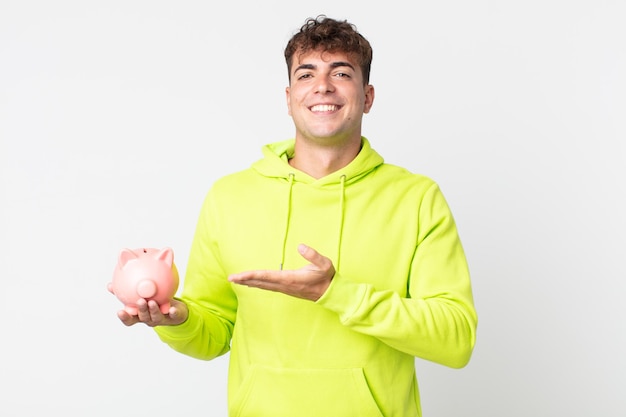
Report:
291,49,358,71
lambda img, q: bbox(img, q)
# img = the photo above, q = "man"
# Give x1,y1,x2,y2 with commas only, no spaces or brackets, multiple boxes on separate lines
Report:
113,15,477,417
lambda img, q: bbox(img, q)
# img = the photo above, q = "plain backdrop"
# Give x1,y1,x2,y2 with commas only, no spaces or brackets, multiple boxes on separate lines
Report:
1,1,624,416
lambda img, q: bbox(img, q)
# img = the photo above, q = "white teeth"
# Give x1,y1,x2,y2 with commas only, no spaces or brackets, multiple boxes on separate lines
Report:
311,104,337,112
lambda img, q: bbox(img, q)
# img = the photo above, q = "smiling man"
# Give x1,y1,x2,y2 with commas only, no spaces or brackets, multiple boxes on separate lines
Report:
285,47,374,179
112,15,477,417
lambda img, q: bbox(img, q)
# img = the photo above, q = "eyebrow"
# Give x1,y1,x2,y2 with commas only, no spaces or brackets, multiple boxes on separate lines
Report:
294,61,356,73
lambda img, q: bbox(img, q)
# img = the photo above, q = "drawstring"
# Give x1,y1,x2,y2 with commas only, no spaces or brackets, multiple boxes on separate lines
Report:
336,175,346,271
280,173,295,270
279,173,347,272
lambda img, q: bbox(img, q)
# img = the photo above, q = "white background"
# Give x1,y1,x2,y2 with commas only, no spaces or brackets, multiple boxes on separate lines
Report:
1,1,624,416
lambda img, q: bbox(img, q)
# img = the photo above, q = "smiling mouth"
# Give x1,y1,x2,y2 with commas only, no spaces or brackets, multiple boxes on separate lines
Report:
310,104,339,112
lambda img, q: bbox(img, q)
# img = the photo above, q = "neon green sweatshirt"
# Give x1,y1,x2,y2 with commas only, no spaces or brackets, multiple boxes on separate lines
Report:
155,138,477,417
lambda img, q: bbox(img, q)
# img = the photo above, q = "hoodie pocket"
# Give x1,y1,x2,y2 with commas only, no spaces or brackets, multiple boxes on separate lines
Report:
230,365,384,417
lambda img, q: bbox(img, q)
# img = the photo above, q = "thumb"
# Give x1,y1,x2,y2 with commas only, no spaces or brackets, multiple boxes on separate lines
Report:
297,244,329,268
297,243,316,260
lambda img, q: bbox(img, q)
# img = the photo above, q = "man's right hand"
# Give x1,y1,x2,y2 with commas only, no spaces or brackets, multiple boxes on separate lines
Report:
116,298,188,327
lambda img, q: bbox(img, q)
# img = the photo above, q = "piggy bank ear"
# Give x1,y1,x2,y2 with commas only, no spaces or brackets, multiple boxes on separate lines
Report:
155,247,174,267
118,248,139,267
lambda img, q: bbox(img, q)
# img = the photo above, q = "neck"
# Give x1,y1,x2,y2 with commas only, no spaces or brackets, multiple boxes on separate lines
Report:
289,136,362,179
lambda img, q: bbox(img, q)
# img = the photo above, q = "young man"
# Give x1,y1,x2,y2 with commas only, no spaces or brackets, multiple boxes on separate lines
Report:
114,16,477,417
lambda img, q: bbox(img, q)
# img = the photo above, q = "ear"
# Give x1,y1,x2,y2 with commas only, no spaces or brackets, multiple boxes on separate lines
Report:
363,84,375,114
285,86,292,116
156,247,174,267
118,248,138,267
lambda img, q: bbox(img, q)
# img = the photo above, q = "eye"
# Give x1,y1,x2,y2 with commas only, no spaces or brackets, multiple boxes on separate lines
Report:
297,73,313,80
334,72,351,79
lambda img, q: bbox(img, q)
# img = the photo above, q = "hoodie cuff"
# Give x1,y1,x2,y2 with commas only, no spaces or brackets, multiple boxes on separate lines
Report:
153,311,199,341
316,273,368,323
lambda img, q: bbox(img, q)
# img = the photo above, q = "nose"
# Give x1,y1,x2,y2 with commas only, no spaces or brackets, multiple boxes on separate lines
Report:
315,76,334,93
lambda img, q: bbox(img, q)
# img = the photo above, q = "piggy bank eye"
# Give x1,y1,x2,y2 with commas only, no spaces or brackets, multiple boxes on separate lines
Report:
143,249,147,253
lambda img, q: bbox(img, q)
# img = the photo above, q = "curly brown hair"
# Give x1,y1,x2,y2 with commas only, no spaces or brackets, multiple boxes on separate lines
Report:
284,15,373,85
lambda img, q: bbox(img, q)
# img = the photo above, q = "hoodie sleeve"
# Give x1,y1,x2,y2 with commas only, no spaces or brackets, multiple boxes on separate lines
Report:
316,182,477,368
154,190,236,360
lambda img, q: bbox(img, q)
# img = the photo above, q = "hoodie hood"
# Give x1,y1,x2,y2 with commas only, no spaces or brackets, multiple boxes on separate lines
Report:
251,137,384,186
250,137,384,271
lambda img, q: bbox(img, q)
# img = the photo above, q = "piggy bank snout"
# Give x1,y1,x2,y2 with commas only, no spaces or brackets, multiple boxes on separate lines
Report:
137,279,158,298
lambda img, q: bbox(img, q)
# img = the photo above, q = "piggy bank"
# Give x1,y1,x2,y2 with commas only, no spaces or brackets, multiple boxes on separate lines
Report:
108,247,180,315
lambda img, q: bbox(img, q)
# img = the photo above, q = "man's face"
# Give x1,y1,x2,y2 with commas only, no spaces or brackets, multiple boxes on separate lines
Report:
286,49,374,146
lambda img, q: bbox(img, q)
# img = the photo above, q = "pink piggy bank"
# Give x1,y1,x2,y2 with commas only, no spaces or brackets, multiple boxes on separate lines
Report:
108,247,180,315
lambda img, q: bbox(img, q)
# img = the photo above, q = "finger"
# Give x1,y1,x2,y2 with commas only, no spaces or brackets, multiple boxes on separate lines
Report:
136,298,153,323
167,300,189,325
117,309,139,326
147,300,165,323
229,270,278,284
229,271,286,293
298,244,332,270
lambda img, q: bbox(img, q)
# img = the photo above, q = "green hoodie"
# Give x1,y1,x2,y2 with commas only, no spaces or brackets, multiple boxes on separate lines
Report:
155,138,477,417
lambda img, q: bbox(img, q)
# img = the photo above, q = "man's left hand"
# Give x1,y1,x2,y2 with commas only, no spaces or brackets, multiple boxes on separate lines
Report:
228,244,335,301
